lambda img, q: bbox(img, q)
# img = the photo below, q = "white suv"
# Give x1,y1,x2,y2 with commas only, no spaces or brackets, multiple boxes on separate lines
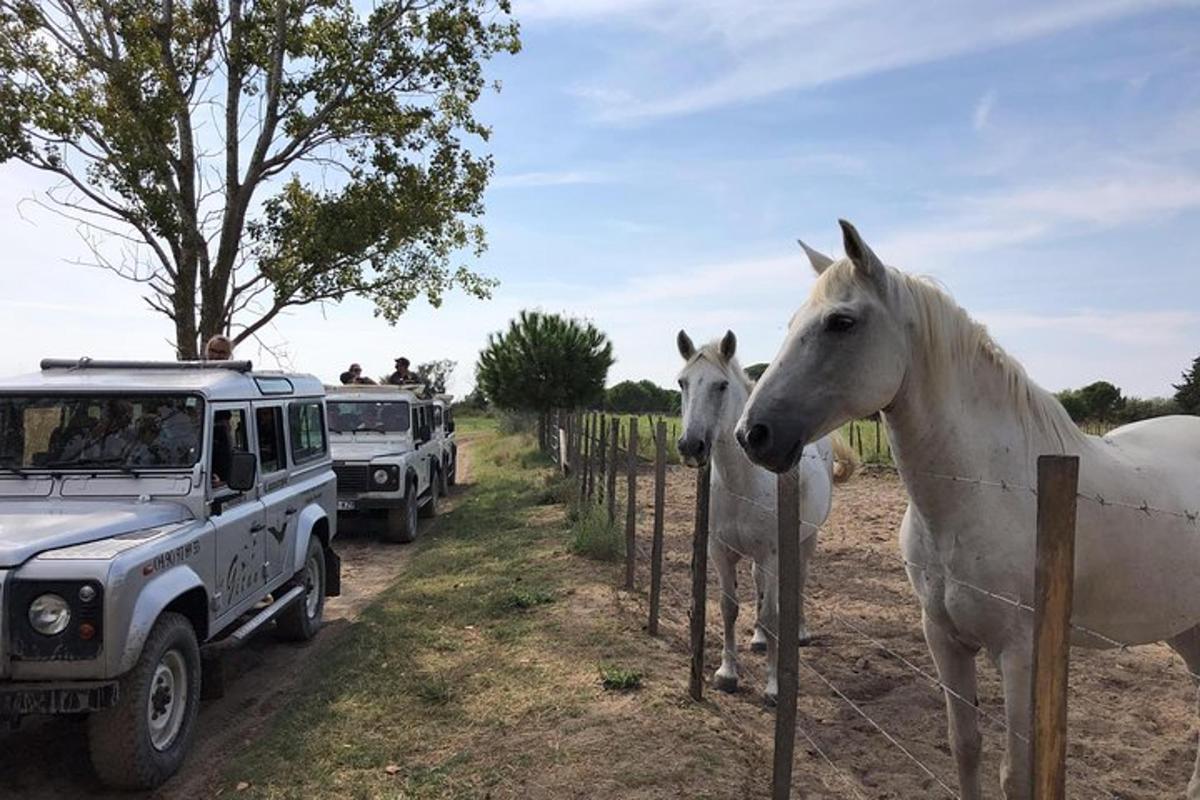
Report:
326,386,445,543
0,358,338,789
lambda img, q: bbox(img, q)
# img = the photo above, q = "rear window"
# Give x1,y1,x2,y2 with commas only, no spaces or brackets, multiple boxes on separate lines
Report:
288,401,327,464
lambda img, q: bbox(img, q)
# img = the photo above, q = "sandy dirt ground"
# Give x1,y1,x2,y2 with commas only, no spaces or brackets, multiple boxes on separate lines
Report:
0,443,475,800
631,463,1199,799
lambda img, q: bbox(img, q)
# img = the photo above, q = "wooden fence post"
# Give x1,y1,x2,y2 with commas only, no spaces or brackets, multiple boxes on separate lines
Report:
607,417,619,524
624,420,638,590
772,468,802,800
583,414,594,502
688,462,712,701
1031,455,1080,800
597,415,608,504
648,419,667,636
855,420,863,458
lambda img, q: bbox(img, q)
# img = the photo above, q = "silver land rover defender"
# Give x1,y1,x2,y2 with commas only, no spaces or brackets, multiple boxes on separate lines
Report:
0,359,339,789
326,385,446,543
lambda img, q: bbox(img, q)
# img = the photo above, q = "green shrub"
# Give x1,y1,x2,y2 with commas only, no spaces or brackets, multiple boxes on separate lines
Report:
599,665,642,691
568,502,623,561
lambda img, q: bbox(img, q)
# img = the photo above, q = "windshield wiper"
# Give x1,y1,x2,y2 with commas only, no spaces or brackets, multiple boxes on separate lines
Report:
41,457,139,475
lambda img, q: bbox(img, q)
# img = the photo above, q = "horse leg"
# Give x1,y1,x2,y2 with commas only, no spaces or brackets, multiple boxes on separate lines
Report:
997,640,1033,800
922,613,983,800
1167,625,1200,799
751,561,769,653
762,553,782,706
796,533,817,645
712,544,741,693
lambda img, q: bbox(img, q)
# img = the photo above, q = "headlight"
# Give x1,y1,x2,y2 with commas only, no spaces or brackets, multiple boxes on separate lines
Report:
373,467,391,485
29,593,71,636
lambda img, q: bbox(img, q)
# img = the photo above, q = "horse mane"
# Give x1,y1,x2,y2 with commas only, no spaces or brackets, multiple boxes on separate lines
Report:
815,260,1086,450
688,341,755,394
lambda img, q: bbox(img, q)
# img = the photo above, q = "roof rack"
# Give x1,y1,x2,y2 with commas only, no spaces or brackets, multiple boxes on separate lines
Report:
40,358,254,373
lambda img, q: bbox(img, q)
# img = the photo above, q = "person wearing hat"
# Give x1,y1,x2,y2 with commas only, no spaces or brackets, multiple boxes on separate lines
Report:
341,363,376,385
387,357,417,386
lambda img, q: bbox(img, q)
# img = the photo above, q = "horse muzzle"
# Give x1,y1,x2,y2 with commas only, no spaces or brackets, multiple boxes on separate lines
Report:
677,437,710,468
735,417,807,474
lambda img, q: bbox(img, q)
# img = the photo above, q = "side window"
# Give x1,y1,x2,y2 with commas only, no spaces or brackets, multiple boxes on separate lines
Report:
289,401,327,464
212,408,249,489
255,406,286,474
433,406,443,430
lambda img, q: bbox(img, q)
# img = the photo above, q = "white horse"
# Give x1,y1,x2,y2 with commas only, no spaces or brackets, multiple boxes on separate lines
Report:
737,220,1200,799
675,329,855,704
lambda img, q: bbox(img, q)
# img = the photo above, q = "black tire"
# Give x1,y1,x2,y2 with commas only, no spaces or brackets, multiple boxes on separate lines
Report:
420,468,442,518
438,458,450,497
384,482,419,543
87,612,201,790
447,447,457,486
275,535,326,642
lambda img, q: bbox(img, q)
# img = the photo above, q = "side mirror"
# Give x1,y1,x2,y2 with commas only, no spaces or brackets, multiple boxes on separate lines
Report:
227,450,258,493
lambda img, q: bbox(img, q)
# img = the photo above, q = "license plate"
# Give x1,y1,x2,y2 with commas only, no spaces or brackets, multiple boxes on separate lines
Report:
337,499,357,511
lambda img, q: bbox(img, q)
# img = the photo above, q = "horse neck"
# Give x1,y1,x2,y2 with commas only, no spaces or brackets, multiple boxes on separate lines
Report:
710,377,761,494
883,345,1072,517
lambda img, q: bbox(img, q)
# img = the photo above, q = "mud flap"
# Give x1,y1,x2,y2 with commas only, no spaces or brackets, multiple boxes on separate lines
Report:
324,545,341,597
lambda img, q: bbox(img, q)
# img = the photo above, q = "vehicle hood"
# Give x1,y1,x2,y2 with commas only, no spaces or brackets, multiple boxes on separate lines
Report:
331,441,413,462
0,501,194,568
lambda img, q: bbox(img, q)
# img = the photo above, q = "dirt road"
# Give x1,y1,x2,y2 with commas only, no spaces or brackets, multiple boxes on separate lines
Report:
1,442,474,800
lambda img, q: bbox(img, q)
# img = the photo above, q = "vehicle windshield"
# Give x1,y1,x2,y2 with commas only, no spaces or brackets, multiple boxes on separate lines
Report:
0,394,204,471
327,401,410,434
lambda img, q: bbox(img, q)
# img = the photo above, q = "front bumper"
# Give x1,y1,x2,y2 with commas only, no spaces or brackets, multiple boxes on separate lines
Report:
336,495,407,512
0,680,119,717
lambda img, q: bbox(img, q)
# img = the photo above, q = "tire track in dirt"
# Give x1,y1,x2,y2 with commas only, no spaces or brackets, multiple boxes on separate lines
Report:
1,438,477,800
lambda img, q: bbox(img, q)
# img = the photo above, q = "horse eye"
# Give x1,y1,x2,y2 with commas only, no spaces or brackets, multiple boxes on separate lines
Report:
678,379,687,390
826,314,856,333
714,381,729,393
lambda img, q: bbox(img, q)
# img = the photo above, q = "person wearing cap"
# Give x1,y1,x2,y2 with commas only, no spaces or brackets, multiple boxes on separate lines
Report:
387,357,417,386
341,363,375,385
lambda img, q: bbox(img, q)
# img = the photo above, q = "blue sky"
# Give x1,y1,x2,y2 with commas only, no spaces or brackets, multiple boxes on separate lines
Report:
2,0,1198,397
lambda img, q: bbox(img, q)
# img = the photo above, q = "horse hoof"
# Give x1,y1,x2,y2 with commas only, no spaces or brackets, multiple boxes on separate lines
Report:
713,674,739,694
750,640,768,654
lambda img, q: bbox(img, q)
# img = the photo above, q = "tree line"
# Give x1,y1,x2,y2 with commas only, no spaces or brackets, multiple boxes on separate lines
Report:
1055,356,1200,426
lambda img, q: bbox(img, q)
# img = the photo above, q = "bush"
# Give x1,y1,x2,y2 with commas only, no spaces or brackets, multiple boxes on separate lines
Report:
567,502,623,561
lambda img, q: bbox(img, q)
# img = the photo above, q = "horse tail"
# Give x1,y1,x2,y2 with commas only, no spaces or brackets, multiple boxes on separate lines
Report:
830,431,858,484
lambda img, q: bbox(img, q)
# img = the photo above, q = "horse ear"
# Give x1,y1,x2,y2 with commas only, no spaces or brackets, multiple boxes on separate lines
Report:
677,330,695,360
838,219,885,283
719,330,737,361
797,240,834,275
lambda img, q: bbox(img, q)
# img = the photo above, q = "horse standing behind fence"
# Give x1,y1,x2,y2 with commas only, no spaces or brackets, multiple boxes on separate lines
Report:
738,221,1200,800
675,329,856,704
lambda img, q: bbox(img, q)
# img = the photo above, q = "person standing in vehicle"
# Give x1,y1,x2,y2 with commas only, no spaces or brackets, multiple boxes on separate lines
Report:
204,335,233,361
387,357,417,385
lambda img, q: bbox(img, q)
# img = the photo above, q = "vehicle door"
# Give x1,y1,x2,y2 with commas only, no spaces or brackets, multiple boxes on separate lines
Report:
208,403,267,624
411,405,434,494
431,405,445,466
253,402,293,587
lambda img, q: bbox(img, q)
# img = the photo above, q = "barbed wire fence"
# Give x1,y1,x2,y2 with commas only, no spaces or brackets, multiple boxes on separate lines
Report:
536,410,1198,800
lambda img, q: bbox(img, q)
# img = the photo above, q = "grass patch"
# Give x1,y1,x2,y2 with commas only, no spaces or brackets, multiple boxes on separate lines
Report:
599,665,643,691
498,587,555,611
566,500,623,561
412,673,455,706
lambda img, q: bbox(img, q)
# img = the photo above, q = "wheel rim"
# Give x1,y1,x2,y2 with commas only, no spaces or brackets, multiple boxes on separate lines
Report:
304,552,321,618
147,649,188,751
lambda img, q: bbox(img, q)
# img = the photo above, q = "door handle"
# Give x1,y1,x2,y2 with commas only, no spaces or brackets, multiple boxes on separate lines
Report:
250,523,266,533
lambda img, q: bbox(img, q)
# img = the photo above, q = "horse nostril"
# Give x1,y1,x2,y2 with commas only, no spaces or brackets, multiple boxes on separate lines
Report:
745,423,771,451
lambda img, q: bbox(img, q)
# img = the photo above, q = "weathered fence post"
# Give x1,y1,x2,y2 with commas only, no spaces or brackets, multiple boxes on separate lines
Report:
1031,455,1080,800
583,414,594,502
597,415,608,504
874,416,882,460
648,419,667,636
624,420,638,590
772,467,802,800
607,417,619,524
688,461,712,701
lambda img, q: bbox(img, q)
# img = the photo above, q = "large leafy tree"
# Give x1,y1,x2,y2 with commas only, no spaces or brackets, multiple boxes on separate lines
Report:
606,379,678,414
0,0,519,358
416,358,454,395
1175,355,1200,415
476,310,613,412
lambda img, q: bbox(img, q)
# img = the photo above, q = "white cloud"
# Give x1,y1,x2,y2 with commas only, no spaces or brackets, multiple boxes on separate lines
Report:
490,170,613,188
562,0,1186,122
973,89,997,131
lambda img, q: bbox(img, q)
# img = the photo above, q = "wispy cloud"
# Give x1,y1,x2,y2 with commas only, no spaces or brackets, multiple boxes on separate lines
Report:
490,170,613,189
562,0,1187,122
972,89,997,131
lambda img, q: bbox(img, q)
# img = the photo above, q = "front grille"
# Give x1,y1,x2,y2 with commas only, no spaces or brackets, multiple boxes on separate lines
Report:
333,463,371,494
